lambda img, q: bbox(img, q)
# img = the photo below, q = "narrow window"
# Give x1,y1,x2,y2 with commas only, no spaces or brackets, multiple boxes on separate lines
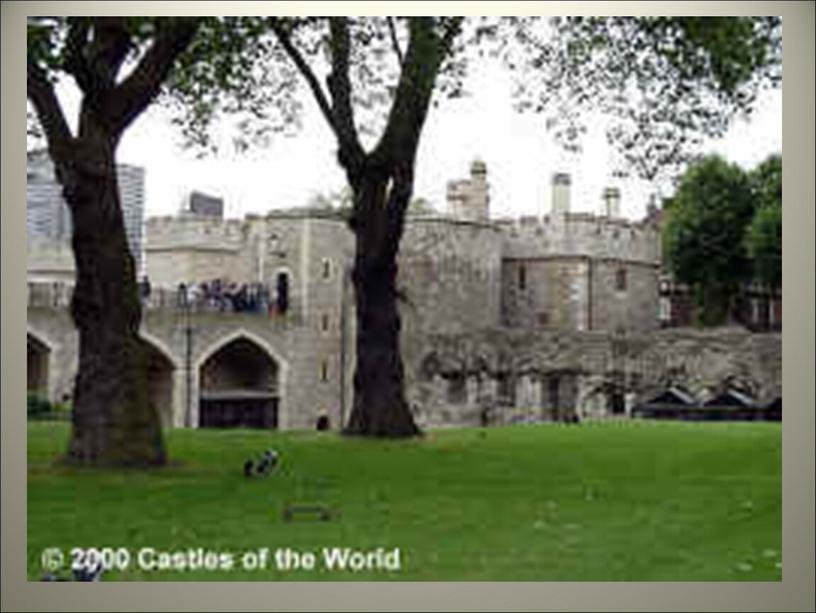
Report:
320,360,329,382
276,272,289,313
615,267,627,292
322,258,332,280
518,265,527,291
321,313,330,332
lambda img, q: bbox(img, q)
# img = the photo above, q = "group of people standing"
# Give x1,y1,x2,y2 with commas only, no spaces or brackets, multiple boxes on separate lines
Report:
139,275,288,315
177,279,273,314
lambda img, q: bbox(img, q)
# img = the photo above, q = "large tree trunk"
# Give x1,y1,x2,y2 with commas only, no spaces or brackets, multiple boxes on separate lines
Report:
59,134,166,466
343,174,421,437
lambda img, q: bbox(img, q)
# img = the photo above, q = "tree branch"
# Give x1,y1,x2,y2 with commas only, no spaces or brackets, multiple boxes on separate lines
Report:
327,18,365,175
269,19,336,135
439,17,464,53
85,17,133,91
372,17,448,170
105,18,200,135
26,61,74,161
387,17,404,66
63,17,95,94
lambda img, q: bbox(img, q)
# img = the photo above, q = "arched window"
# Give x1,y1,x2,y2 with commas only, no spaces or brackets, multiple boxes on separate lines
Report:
321,258,332,280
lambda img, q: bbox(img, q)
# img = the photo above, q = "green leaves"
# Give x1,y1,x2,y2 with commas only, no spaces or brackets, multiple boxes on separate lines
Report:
505,17,781,182
746,154,782,291
663,154,782,324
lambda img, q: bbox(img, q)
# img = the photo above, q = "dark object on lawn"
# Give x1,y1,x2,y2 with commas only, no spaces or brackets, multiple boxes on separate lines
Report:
563,413,581,424
256,449,279,476
282,503,334,522
243,459,255,477
243,449,279,477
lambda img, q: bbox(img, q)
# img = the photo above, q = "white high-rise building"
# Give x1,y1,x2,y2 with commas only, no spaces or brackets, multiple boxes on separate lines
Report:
26,150,146,271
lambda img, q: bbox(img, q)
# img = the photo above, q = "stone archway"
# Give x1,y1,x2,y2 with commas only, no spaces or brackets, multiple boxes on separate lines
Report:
197,335,280,429
137,337,177,428
27,333,51,399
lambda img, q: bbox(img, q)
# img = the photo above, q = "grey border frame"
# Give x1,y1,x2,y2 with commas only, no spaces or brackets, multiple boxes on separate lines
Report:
3,2,813,611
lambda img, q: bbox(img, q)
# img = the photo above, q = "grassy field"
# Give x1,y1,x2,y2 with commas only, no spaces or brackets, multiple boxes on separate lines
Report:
27,420,781,581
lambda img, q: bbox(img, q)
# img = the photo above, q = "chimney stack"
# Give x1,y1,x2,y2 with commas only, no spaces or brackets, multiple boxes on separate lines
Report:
602,187,621,218
551,173,571,215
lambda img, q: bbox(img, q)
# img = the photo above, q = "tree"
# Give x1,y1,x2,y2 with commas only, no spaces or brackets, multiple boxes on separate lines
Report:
27,17,200,465
165,16,780,437
662,155,756,325
746,154,782,291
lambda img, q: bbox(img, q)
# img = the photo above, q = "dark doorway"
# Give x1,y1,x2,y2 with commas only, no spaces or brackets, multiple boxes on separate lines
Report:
199,337,280,429
609,390,626,415
316,414,330,431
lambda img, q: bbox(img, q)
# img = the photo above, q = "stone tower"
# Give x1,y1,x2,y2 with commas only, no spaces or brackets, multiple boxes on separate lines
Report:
447,159,490,221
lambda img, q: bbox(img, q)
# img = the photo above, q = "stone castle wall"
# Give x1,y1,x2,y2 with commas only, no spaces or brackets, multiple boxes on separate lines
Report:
27,161,781,432
398,216,504,336
404,327,782,428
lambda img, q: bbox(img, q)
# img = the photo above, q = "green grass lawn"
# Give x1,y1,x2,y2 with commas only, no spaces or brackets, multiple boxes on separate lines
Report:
27,420,781,581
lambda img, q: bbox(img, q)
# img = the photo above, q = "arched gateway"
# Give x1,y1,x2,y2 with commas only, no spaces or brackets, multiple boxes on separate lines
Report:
196,332,283,429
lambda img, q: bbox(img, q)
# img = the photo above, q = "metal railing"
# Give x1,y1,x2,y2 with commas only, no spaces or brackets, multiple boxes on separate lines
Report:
27,281,284,317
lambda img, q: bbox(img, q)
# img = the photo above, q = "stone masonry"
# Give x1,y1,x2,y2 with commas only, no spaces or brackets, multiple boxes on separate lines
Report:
26,161,782,429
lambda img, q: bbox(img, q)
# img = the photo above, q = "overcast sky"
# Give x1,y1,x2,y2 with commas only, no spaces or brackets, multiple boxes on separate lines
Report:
50,27,782,224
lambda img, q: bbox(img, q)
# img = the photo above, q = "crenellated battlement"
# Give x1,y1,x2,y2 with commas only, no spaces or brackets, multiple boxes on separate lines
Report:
499,212,661,264
145,214,248,252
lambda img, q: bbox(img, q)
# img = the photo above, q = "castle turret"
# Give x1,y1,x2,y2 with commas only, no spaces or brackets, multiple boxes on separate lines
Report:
551,173,571,215
602,186,621,218
447,159,490,221
468,159,489,220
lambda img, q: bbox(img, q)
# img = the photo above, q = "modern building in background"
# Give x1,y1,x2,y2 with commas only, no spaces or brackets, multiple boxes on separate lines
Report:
186,190,224,218
26,150,146,274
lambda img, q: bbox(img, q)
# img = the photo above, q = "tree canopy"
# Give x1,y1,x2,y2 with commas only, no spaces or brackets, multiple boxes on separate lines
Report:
746,154,782,291
663,153,782,326
161,17,781,183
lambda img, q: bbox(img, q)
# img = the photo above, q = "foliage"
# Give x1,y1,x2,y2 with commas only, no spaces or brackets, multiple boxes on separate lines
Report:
663,155,756,325
161,18,305,156
746,154,782,291
27,394,53,419
28,421,781,581
502,17,781,181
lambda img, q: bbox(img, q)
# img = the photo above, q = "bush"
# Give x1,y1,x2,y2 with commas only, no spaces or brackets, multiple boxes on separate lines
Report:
27,394,52,419
27,394,71,421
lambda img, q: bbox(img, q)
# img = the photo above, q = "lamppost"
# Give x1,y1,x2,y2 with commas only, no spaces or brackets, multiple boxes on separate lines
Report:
177,283,194,428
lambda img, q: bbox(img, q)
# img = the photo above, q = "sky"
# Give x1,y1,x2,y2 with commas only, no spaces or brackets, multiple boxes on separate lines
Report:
49,29,782,224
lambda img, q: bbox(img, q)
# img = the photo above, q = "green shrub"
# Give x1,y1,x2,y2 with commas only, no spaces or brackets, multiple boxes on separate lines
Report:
27,394,52,419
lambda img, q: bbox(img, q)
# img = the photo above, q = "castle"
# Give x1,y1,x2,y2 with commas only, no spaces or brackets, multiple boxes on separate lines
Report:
27,161,781,430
